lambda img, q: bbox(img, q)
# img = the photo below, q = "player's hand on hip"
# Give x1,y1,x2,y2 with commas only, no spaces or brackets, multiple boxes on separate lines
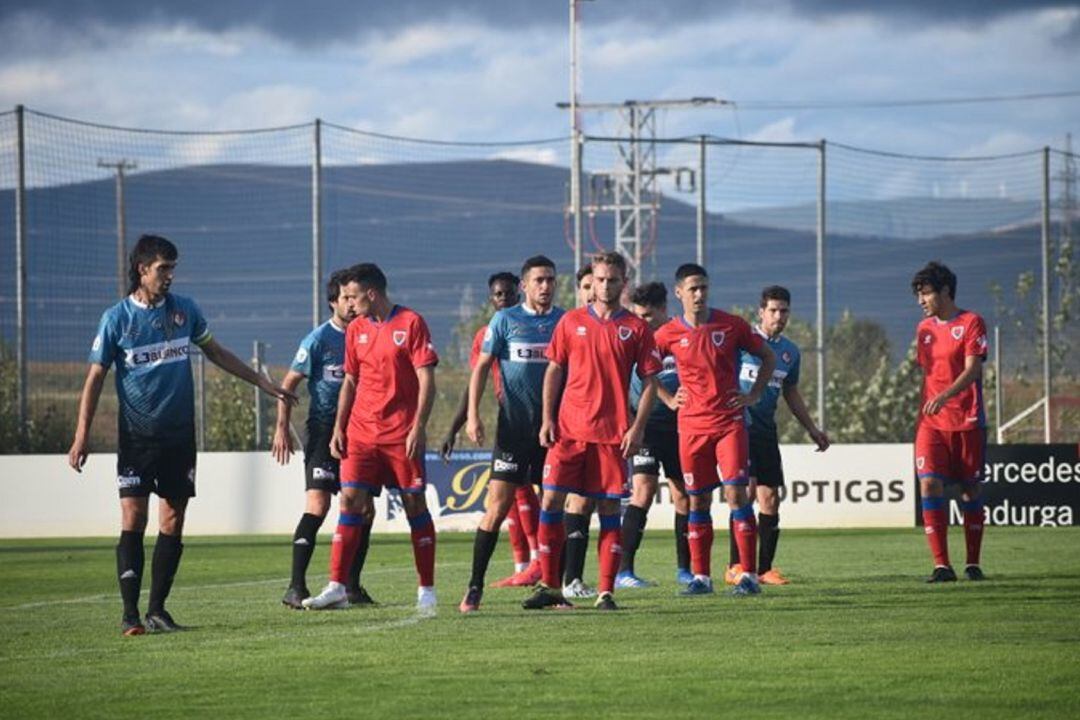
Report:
330,427,346,460
68,438,88,472
406,425,426,461
539,420,556,448
466,417,484,446
923,394,946,416
726,390,754,409
272,428,294,465
673,387,688,408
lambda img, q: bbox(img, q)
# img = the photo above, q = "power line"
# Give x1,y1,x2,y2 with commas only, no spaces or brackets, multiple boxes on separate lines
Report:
735,89,1080,111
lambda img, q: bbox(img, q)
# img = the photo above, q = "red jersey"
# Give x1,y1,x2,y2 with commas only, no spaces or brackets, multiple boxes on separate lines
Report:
916,310,988,431
470,324,502,401
344,305,439,444
654,308,764,434
546,306,662,444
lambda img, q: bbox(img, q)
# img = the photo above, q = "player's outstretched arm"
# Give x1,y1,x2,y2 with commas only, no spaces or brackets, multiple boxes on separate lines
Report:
68,364,108,472
924,355,983,416
272,370,305,465
464,352,495,447
331,374,357,460
200,338,298,406
729,343,777,408
539,362,565,448
782,383,830,451
407,365,436,461
623,375,658,458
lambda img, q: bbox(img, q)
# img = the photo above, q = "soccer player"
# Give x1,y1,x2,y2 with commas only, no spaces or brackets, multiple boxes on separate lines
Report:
725,285,830,586
525,252,661,611
911,261,989,583
561,263,600,599
459,256,564,612
68,234,296,636
304,263,441,613
440,272,542,586
654,263,776,597
618,281,689,589
273,267,377,609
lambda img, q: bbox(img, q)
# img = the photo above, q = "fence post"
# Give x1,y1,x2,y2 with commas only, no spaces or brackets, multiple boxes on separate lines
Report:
1041,147,1052,443
193,348,206,452
696,135,706,267
15,105,28,450
312,119,323,330
994,325,1003,444
816,139,827,430
253,340,265,450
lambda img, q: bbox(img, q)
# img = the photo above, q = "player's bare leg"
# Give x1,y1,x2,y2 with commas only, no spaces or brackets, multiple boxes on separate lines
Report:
523,489,573,609
461,480,516,612
725,484,761,595
145,496,188,632
617,473,658,588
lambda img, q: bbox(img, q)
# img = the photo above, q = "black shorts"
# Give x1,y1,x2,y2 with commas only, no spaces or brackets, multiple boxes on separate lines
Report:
631,426,682,482
748,431,784,488
117,431,196,500
304,420,341,493
490,438,546,485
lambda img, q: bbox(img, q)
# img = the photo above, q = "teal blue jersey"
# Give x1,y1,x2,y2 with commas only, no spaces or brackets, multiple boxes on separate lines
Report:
89,293,211,441
739,328,801,438
630,352,678,431
482,303,564,444
290,319,347,426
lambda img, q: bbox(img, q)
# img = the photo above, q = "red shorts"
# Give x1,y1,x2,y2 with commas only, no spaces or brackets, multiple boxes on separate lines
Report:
914,426,986,486
679,425,749,496
541,439,629,499
341,442,426,495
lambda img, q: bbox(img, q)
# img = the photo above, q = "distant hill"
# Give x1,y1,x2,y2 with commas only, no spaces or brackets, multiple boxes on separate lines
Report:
0,159,1050,367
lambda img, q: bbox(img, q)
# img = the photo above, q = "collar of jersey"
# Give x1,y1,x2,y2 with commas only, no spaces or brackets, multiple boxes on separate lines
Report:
755,325,783,344
678,308,715,330
328,317,347,333
587,304,627,322
520,302,555,316
367,304,400,325
128,293,166,310
931,310,963,325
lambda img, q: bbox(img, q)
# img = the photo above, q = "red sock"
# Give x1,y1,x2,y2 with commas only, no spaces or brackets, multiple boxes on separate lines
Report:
687,512,714,577
962,504,984,566
515,484,541,554
922,508,950,567
733,511,758,575
409,513,436,587
537,512,565,588
505,504,529,565
329,516,363,584
597,515,622,594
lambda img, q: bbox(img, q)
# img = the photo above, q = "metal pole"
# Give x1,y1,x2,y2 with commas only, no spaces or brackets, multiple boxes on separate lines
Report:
98,160,137,297
570,0,584,275
253,341,265,450
193,349,206,451
1041,146,1052,443
994,325,1003,444
15,105,28,449
816,140,827,430
697,135,706,267
312,119,323,330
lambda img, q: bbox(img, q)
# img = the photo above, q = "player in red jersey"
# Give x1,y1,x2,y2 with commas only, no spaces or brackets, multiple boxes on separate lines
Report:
912,261,989,583
654,263,776,597
304,263,441,614
523,252,661,611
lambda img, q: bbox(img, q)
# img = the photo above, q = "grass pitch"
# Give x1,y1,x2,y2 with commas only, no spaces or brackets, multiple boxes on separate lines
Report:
1,528,1079,719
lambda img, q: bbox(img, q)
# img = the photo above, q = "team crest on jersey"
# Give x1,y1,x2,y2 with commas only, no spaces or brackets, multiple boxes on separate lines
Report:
951,326,964,340
576,326,587,336
358,333,369,344
684,472,695,488
92,335,102,352
679,337,689,348
392,331,407,346
618,326,633,341
483,327,494,342
711,331,725,347
916,456,925,470
782,351,792,364
151,316,164,330
173,311,186,327
294,347,308,364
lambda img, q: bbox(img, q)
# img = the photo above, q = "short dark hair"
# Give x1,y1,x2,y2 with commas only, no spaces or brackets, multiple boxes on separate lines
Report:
675,263,707,284
592,251,626,277
326,268,349,309
911,261,956,299
631,282,667,309
521,255,555,279
576,263,593,285
127,234,178,295
760,285,791,307
489,271,520,288
350,263,388,294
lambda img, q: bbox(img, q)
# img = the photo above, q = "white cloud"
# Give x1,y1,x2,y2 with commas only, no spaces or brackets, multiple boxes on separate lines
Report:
747,117,798,143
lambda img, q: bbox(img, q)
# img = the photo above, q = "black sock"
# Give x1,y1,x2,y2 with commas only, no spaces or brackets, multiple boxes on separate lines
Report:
563,513,589,585
148,533,183,614
291,513,324,589
729,514,740,567
468,529,499,588
347,525,371,592
674,512,690,570
758,513,780,573
116,530,145,618
619,505,648,574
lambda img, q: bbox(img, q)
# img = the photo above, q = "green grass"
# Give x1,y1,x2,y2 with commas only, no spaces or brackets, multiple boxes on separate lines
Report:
1,528,1079,719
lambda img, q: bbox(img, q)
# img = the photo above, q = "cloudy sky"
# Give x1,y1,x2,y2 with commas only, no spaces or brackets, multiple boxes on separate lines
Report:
1,0,1078,156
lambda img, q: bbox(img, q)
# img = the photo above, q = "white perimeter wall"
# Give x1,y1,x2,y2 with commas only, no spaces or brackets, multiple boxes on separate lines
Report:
0,444,915,538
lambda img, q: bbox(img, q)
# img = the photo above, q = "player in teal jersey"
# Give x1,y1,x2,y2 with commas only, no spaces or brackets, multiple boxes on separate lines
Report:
69,234,295,635
728,286,829,585
273,267,378,609
459,256,564,612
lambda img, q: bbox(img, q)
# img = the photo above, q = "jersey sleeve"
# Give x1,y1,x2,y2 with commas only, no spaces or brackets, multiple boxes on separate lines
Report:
545,315,570,366
344,323,360,379
189,298,211,346
785,346,801,386
88,310,118,367
653,322,672,355
966,314,989,360
409,315,439,368
291,333,316,377
469,326,484,370
739,318,765,355
635,325,662,378
480,312,506,360
915,325,930,371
